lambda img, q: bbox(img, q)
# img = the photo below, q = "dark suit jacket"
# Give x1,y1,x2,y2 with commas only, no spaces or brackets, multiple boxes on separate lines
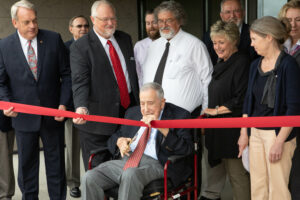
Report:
70,30,139,135
203,23,258,65
65,38,74,50
0,29,72,132
107,103,193,186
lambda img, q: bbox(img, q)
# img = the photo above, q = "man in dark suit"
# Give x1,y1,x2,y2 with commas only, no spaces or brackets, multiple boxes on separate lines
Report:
64,14,89,198
71,0,139,170
203,0,257,66
65,15,89,50
81,82,193,200
0,1,72,199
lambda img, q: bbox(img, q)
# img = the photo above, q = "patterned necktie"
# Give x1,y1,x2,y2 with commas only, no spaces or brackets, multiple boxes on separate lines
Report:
123,127,151,170
154,42,170,85
290,45,300,56
27,40,37,80
107,40,130,109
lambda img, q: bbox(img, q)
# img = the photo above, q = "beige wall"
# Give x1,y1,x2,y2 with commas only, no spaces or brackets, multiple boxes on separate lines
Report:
0,0,138,43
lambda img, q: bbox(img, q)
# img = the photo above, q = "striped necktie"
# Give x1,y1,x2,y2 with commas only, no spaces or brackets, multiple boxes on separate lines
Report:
123,128,151,170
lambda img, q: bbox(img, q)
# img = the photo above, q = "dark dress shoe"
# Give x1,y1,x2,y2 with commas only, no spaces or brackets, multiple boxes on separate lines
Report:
199,196,221,200
70,187,81,198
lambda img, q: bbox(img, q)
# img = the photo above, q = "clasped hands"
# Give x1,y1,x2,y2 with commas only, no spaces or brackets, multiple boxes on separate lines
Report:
117,114,169,157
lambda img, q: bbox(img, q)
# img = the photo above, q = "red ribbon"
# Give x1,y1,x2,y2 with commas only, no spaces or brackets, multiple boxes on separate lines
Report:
0,101,300,128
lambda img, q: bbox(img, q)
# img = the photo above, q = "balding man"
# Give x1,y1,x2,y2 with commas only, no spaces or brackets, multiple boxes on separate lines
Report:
64,15,90,198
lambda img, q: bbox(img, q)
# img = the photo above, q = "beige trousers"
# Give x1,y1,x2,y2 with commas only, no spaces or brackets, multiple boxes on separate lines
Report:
249,128,296,200
65,119,81,188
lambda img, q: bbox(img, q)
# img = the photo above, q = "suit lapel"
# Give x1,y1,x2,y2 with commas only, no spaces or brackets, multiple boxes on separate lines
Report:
89,31,117,86
12,32,36,80
155,105,171,151
36,31,45,82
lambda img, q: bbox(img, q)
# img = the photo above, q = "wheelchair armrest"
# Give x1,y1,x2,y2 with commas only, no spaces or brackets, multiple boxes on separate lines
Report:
167,155,186,164
90,146,109,155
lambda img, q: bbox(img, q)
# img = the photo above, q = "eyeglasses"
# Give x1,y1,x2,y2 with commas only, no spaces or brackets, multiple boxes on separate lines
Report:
222,9,242,15
94,16,117,23
74,24,89,28
157,18,175,25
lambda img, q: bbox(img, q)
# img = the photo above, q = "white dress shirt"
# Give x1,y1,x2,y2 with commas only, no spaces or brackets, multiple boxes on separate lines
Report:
143,29,213,112
134,37,153,87
18,31,38,63
93,29,131,93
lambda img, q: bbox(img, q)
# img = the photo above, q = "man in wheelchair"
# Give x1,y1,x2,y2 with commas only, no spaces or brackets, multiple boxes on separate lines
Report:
81,82,193,200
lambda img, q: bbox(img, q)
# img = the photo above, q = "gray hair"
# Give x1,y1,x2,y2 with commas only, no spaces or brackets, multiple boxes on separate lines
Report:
220,0,243,12
11,0,36,20
154,1,186,26
91,0,116,17
250,16,291,47
210,20,240,47
140,82,164,99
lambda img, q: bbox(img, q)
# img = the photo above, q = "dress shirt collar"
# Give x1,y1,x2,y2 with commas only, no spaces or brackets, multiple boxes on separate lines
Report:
161,28,183,45
17,30,37,48
284,38,300,53
93,28,117,48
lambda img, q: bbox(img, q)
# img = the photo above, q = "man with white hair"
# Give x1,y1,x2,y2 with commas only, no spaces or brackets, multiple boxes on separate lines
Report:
0,0,72,199
142,1,212,114
71,0,139,170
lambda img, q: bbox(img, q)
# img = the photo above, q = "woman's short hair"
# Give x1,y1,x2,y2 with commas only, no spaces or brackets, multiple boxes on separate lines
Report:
210,20,240,46
250,16,291,47
278,0,300,19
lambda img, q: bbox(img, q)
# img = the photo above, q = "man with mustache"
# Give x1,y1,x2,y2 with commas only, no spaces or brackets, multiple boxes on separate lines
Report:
70,0,139,171
142,1,212,114
134,9,160,87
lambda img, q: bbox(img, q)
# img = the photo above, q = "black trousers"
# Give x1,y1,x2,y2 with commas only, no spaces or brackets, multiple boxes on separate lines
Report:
78,130,111,171
15,119,66,200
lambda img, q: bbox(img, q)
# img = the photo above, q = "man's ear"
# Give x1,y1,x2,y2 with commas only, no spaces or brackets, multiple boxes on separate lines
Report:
161,98,166,110
12,19,18,29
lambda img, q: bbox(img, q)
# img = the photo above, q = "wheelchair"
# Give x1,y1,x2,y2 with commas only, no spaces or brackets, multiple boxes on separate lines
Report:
88,131,200,200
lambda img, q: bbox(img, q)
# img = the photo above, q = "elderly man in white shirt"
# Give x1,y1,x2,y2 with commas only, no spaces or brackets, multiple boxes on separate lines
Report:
134,9,160,87
142,1,212,113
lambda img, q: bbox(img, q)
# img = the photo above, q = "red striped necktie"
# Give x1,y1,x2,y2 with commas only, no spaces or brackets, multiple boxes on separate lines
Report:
123,127,151,170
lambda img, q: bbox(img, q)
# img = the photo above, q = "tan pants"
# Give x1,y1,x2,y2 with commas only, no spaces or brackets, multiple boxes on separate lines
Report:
249,128,296,200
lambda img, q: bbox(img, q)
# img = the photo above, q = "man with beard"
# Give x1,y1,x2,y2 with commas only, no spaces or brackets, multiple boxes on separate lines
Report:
70,0,139,171
134,9,160,87
203,0,257,65
143,1,212,114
